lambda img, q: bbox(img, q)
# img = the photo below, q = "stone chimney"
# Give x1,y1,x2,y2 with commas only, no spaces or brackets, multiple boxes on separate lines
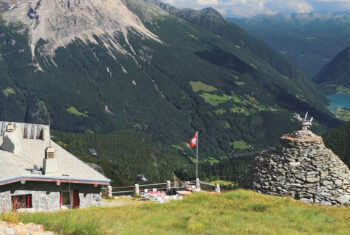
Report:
0,124,23,155
42,126,50,143
43,147,59,176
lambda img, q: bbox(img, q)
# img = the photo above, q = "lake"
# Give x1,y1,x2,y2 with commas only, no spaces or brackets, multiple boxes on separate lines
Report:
327,94,350,110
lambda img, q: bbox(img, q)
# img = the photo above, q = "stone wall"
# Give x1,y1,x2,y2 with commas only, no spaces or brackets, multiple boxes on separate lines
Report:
0,182,102,213
0,191,11,213
240,130,350,206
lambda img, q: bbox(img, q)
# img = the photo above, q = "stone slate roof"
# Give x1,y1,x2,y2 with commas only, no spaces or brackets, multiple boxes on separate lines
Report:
0,137,110,185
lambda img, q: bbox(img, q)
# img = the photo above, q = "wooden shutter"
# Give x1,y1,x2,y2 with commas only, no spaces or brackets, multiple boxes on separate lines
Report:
73,190,80,209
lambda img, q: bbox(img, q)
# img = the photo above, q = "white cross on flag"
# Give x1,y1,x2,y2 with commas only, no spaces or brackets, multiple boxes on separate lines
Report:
189,132,198,148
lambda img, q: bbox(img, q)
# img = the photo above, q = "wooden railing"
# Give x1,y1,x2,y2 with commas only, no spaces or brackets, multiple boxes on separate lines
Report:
103,179,221,198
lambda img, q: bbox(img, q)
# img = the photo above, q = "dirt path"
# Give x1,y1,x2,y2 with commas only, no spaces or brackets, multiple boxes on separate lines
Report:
0,221,54,235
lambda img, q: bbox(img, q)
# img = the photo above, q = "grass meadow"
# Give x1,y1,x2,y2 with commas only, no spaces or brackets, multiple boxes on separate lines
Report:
2,190,350,234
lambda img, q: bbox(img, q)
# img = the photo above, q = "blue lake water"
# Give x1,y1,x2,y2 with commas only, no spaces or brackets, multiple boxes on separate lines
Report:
327,94,350,110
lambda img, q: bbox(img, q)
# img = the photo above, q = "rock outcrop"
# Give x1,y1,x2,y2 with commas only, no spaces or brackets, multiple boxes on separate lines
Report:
0,221,54,235
2,0,163,59
240,129,350,206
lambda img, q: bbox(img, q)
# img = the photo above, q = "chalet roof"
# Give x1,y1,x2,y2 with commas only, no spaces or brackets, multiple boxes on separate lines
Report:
0,136,110,186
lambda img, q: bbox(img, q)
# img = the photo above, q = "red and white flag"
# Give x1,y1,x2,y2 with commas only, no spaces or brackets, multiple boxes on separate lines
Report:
189,132,198,148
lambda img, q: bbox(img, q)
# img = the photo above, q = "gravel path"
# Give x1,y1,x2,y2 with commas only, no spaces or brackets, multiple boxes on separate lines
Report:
0,221,54,235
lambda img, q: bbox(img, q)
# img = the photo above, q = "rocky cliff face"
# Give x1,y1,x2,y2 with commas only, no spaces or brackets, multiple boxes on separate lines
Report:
240,130,350,206
1,0,162,60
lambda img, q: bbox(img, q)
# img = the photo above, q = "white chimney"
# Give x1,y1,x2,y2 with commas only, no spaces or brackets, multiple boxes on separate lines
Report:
42,126,50,143
43,147,59,176
0,124,23,155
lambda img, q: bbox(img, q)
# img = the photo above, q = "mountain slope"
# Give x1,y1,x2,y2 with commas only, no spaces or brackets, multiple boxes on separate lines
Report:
3,0,162,62
51,130,192,186
232,13,350,78
313,47,350,94
323,121,350,166
0,0,337,160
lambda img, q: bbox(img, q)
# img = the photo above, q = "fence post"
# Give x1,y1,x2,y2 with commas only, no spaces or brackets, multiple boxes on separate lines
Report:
196,178,200,188
215,184,221,193
107,186,112,198
134,184,140,196
167,180,171,190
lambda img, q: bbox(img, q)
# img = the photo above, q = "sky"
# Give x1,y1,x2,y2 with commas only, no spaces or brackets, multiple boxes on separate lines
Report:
162,0,350,17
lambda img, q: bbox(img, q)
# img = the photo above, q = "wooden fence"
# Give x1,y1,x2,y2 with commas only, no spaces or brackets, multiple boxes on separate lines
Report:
103,179,220,198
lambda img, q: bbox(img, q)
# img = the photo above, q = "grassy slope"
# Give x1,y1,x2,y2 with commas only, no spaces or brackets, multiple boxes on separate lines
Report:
3,190,350,234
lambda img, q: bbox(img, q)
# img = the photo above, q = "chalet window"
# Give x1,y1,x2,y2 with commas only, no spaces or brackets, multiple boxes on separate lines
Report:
61,191,72,208
60,190,79,209
12,195,32,212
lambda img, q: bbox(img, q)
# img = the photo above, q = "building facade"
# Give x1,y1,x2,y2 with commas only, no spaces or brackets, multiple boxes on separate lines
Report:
0,122,110,213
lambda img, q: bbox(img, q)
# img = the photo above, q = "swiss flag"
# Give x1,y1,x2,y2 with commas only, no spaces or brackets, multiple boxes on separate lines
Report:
189,132,198,148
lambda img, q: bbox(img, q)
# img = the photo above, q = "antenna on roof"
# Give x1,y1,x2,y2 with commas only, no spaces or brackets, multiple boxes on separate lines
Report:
49,121,52,141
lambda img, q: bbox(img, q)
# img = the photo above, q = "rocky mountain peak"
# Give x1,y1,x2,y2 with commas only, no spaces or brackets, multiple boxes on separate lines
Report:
1,0,161,60
240,129,350,206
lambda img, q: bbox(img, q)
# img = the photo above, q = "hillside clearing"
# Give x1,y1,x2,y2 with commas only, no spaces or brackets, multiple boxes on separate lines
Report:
2,190,350,234
66,106,88,117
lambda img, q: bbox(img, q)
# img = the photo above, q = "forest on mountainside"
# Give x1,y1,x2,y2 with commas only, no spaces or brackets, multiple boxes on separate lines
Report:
0,0,344,187
0,4,338,161
53,120,350,187
52,130,252,186
322,121,350,166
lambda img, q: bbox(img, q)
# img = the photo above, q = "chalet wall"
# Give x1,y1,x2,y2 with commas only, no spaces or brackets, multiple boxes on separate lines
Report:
0,182,102,213
0,191,11,213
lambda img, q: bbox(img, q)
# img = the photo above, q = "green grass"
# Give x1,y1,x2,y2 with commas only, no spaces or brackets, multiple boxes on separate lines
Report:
3,190,350,234
214,109,226,115
332,108,350,121
234,81,245,86
325,85,350,94
336,85,350,94
209,180,236,187
189,81,217,93
66,106,88,117
2,87,16,97
296,94,307,102
231,140,251,150
205,156,220,164
230,106,250,115
199,93,229,106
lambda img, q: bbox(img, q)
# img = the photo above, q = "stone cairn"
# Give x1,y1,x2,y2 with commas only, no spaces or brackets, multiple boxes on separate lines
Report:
240,112,350,206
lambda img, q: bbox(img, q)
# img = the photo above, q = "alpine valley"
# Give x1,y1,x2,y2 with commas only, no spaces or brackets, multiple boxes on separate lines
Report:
0,0,339,184
232,12,350,79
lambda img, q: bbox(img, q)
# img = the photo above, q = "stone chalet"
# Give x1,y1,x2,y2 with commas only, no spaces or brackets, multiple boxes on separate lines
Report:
0,121,110,213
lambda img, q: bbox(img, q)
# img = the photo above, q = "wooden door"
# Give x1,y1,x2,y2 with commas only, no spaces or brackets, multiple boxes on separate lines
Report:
73,190,80,209
12,196,18,212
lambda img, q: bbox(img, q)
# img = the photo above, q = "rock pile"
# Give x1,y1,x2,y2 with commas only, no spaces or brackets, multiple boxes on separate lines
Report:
0,221,54,235
240,130,350,206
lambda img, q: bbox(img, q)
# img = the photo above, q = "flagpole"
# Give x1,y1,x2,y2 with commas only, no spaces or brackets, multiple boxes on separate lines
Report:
196,131,199,180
